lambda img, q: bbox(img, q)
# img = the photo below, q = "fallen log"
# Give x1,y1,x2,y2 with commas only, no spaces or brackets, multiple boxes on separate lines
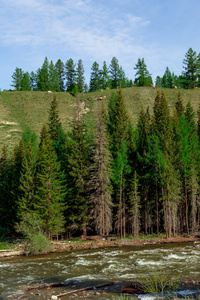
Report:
24,281,70,291
51,282,114,299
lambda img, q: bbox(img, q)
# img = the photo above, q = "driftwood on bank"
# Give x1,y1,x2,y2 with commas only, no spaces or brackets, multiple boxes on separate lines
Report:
51,282,114,299
24,281,70,291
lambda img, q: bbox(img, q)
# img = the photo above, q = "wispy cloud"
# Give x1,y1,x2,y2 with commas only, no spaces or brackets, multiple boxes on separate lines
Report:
0,0,152,59
1,0,172,88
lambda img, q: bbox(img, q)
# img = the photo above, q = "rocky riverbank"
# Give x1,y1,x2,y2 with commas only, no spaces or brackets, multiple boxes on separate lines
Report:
0,235,199,258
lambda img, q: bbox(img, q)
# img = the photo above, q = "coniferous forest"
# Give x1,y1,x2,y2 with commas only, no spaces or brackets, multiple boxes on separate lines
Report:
0,86,200,240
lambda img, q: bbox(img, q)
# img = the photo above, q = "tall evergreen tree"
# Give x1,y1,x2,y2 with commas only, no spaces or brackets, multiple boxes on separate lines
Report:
153,92,178,238
34,125,65,238
48,95,67,171
100,61,110,89
65,58,76,92
108,85,131,237
162,67,173,88
128,171,140,237
9,140,25,228
49,60,60,91
89,101,113,235
76,59,85,93
37,57,49,91
17,141,36,220
182,48,200,89
134,58,152,86
11,67,23,90
55,59,65,91
30,71,38,91
66,107,90,236
109,57,119,89
89,61,100,92
21,72,31,91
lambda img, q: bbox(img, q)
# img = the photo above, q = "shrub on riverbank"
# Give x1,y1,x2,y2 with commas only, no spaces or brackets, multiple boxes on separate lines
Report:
15,213,52,255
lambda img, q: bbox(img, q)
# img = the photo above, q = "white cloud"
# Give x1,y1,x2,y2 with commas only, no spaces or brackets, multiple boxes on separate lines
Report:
1,0,164,87
0,0,151,54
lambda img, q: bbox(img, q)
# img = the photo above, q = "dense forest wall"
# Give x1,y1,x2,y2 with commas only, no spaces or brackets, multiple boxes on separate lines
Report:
0,87,200,239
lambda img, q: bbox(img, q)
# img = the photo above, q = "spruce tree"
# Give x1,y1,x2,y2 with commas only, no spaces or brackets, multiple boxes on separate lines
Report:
128,171,140,237
34,125,65,238
100,61,110,89
11,67,23,90
177,103,199,234
66,111,90,236
136,106,151,235
47,95,67,171
10,140,25,227
182,48,200,89
109,57,119,89
21,72,31,91
37,57,49,91
17,141,36,220
153,92,178,238
55,59,65,91
89,61,100,92
134,58,151,86
76,59,85,93
108,85,131,238
48,60,60,91
65,58,76,92
89,101,113,235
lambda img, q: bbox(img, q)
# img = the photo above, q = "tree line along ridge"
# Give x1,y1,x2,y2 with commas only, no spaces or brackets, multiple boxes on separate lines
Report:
9,48,200,93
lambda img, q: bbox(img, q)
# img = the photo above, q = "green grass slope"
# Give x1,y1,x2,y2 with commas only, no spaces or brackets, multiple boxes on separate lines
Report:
0,87,200,153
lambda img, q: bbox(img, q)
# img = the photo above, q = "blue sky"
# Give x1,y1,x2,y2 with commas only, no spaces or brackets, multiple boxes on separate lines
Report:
1,0,200,90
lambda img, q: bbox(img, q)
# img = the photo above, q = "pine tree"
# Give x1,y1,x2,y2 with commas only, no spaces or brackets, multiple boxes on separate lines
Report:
17,141,36,220
47,95,67,170
11,67,23,90
65,58,76,92
176,103,199,234
175,92,184,118
21,72,31,91
48,60,60,91
182,48,200,89
55,59,65,91
118,66,127,88
37,57,49,91
89,61,100,92
136,106,152,235
112,85,129,153
76,59,85,93
100,61,110,89
161,67,173,88
134,58,151,86
112,140,131,238
145,135,167,235
34,125,65,238
30,71,38,91
9,140,25,228
128,171,140,237
153,92,178,238
89,101,113,236
109,57,119,89
66,109,90,236
108,85,131,238
22,127,38,154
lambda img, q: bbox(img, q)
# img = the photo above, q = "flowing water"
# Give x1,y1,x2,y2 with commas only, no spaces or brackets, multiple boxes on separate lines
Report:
0,242,200,299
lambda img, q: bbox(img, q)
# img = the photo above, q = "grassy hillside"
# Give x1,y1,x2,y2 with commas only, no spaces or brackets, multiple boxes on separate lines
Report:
0,87,200,153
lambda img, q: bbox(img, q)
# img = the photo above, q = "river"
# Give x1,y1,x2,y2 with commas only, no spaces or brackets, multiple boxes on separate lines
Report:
0,241,200,299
